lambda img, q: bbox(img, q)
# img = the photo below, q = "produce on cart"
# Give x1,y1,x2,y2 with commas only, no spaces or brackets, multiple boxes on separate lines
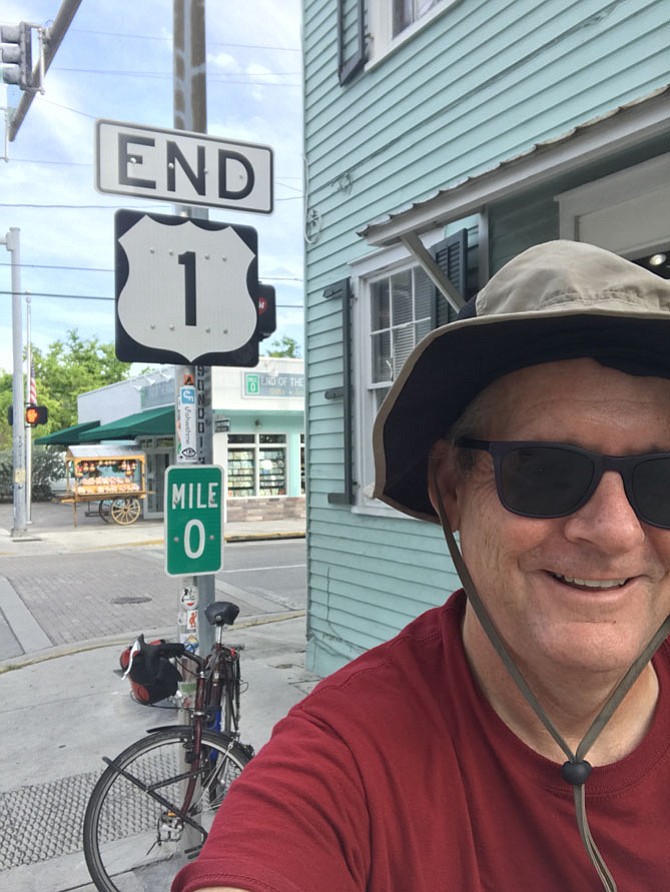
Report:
62,445,147,526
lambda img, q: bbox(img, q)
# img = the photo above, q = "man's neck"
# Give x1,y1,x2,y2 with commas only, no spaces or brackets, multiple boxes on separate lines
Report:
461,608,660,766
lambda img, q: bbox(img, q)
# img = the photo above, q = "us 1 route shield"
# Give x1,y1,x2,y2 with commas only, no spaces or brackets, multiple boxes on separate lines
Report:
115,209,259,366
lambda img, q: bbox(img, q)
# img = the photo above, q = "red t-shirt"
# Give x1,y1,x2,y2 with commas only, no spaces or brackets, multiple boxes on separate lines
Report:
172,591,670,892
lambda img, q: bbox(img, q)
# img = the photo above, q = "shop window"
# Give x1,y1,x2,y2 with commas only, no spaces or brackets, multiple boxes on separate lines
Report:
259,434,287,496
227,433,287,497
228,435,256,497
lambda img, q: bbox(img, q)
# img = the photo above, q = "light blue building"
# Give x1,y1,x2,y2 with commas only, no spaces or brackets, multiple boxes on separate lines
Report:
303,0,670,675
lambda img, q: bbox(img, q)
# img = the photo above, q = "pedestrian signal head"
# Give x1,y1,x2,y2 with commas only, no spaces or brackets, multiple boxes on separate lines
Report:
25,404,47,426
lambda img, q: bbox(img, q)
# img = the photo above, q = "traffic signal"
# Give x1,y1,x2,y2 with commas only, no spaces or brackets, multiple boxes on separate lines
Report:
25,404,48,426
0,22,33,90
257,283,277,341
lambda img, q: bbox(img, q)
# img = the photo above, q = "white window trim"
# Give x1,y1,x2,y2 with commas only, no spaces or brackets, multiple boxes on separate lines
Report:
366,0,461,70
557,153,670,257
350,231,443,518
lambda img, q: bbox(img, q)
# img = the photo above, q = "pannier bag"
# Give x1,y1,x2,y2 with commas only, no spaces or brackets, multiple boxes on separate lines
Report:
120,633,182,704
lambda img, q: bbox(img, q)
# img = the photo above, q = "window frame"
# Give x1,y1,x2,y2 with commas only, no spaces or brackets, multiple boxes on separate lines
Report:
351,236,442,517
366,0,461,68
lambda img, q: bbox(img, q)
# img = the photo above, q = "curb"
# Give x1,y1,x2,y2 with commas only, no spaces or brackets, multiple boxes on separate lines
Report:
0,609,306,674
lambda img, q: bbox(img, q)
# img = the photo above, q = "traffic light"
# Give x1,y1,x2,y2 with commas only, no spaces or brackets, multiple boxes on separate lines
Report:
257,283,277,341
0,22,33,90
25,404,47,426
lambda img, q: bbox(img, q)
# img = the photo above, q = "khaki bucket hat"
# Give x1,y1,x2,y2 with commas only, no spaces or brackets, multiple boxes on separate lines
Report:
373,239,670,522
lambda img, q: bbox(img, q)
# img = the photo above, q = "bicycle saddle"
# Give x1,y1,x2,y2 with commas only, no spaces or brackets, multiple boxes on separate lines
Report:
204,601,240,627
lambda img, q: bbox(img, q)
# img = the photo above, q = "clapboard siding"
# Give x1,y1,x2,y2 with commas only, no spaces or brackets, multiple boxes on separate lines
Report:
304,0,670,675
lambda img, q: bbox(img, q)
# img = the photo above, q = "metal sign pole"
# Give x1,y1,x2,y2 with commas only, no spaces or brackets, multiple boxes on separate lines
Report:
173,0,215,658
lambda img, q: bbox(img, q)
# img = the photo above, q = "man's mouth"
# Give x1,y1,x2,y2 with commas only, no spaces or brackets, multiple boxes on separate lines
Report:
552,573,629,591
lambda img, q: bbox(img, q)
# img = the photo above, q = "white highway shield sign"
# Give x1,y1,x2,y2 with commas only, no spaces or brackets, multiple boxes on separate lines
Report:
115,209,259,367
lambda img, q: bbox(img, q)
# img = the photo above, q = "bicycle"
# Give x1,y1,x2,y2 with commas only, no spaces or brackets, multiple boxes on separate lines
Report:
83,600,254,892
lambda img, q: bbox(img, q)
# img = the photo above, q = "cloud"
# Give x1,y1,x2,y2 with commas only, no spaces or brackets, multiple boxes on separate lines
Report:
0,0,303,374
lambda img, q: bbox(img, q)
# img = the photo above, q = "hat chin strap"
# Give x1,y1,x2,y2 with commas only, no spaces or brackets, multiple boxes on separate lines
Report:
430,468,670,892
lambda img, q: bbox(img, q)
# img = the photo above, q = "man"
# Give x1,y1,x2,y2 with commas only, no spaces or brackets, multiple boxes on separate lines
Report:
172,241,670,892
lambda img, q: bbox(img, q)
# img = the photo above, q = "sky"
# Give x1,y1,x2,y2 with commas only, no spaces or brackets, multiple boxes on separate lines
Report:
0,0,304,377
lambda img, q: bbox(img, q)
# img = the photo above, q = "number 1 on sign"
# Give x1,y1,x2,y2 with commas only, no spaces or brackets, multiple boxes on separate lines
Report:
178,251,197,326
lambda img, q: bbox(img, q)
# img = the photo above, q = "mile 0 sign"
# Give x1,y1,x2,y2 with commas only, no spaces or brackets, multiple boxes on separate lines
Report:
165,464,224,577
115,209,259,367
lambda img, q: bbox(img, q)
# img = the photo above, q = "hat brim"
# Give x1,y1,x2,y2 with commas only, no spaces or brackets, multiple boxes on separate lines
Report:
373,307,670,522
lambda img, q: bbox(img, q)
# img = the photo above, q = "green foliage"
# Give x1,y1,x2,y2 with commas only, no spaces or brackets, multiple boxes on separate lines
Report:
264,335,302,358
0,330,131,448
0,445,65,502
0,371,13,450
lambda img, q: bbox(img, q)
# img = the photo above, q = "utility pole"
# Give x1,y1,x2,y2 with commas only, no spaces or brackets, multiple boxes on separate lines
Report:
173,0,215,656
25,294,33,521
2,228,27,537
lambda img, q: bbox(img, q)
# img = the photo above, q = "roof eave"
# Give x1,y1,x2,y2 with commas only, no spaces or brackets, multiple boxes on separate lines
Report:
360,86,670,248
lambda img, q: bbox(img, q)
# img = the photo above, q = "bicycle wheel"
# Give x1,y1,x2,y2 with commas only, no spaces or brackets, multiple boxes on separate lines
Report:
83,726,250,892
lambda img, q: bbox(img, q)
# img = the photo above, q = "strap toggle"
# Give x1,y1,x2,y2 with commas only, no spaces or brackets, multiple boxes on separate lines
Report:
561,760,592,786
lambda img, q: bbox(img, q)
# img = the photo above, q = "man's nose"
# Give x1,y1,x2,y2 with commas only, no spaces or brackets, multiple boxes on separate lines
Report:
563,470,646,548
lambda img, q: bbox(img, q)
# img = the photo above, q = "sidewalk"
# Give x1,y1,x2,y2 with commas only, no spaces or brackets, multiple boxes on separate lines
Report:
0,497,306,556
0,499,316,892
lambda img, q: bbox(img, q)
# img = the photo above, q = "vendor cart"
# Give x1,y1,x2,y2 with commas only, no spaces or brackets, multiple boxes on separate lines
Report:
62,445,147,527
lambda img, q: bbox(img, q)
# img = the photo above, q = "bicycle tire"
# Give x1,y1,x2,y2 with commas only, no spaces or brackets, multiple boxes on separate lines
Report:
83,726,251,892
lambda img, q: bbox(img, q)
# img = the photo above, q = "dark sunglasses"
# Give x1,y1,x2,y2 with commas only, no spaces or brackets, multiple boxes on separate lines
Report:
456,438,670,529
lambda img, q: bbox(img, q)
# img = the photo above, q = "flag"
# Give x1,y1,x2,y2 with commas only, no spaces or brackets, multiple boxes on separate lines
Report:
29,362,36,405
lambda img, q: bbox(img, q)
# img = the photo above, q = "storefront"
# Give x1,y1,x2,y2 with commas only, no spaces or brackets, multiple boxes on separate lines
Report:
73,357,305,521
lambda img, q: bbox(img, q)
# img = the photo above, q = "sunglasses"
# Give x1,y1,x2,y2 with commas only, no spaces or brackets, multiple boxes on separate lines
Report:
456,438,670,529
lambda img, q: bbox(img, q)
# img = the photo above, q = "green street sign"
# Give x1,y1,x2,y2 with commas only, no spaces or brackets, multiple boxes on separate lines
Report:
164,464,224,577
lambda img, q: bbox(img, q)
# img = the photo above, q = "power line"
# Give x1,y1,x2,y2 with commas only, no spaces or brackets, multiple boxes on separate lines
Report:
0,261,304,282
70,27,301,53
0,290,304,306
56,66,301,78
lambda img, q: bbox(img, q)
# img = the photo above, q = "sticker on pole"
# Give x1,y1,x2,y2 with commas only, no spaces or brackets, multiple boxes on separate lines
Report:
165,464,224,576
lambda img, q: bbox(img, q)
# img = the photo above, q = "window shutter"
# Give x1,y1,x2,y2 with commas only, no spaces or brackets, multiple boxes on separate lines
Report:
323,279,355,504
432,229,468,328
337,0,366,85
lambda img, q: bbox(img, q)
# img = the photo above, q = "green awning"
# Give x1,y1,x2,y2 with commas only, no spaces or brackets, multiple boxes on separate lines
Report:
78,406,175,442
35,420,101,446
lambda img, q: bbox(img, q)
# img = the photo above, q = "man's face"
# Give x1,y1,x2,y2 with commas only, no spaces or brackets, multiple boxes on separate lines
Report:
437,358,670,681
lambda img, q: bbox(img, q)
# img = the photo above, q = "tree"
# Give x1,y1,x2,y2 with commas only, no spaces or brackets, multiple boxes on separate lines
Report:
264,335,302,358
0,330,131,447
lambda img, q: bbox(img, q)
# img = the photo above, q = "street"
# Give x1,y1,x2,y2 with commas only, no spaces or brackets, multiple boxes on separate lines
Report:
0,538,306,662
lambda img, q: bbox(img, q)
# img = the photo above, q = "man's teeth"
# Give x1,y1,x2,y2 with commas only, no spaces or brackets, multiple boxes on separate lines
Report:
555,575,627,589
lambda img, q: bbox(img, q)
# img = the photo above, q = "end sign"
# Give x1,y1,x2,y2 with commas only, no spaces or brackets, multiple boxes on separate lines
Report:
165,465,224,577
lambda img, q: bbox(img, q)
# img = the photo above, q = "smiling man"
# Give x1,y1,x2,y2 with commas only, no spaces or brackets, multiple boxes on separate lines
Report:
172,241,670,892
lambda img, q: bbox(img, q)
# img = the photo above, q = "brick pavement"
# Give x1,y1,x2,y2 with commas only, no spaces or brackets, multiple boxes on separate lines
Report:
0,548,173,648
0,548,303,663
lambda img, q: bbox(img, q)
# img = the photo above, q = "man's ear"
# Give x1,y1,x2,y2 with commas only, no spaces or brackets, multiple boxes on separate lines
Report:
428,440,462,531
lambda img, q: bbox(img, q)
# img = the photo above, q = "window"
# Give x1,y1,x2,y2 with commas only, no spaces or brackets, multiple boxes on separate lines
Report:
227,433,287,497
351,229,468,515
367,0,460,65
393,0,442,37
369,265,434,417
